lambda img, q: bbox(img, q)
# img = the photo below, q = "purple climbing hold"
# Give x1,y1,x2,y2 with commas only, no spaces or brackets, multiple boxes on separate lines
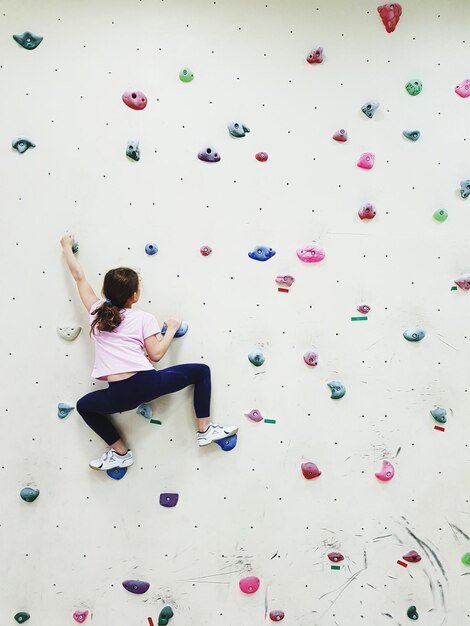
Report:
159,493,179,508
296,244,325,263
375,459,395,481
122,580,150,594
455,79,470,98
244,408,264,422
107,467,127,480
276,275,295,287
198,145,221,162
454,274,470,290
328,551,344,562
215,434,238,451
303,349,318,367
357,152,375,170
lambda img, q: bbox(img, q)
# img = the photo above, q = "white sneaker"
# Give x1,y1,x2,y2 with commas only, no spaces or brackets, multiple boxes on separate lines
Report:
89,448,134,470
197,423,238,447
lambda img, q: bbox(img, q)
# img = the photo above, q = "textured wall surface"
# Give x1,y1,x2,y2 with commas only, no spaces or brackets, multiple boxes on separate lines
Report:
2,0,470,624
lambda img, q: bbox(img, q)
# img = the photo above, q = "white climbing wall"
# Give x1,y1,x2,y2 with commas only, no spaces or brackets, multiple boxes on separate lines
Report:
2,0,470,623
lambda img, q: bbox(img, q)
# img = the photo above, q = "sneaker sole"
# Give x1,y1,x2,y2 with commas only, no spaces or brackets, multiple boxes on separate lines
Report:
89,459,134,471
198,427,239,447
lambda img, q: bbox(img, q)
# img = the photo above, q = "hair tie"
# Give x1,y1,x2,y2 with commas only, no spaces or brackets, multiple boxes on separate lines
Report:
104,298,112,306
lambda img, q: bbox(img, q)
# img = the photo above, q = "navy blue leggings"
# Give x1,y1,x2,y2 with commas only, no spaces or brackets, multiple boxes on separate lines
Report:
76,364,211,446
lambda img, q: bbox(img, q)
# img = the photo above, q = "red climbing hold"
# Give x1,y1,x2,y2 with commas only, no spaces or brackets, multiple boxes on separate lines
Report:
255,151,269,162
239,576,260,594
328,552,344,563
377,4,402,33
301,462,321,479
122,90,148,110
403,550,422,563
306,46,323,64
269,610,285,621
333,129,348,142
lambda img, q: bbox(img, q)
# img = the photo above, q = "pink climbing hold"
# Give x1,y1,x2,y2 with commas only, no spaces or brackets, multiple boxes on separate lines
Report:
357,152,375,170
357,304,371,314
455,79,470,98
244,408,264,423
358,202,376,220
296,244,325,263
200,245,212,257
455,274,470,290
306,46,323,64
73,611,89,623
269,610,285,621
377,3,402,33
275,275,295,287
239,576,260,594
255,151,269,162
333,129,348,142
122,90,148,110
302,462,321,479
375,460,395,481
303,349,318,367
403,550,422,563
328,551,344,563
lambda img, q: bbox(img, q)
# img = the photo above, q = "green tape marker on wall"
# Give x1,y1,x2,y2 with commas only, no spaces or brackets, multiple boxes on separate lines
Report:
150,419,162,425
351,316,368,321
331,565,341,570
264,419,276,424
451,286,457,291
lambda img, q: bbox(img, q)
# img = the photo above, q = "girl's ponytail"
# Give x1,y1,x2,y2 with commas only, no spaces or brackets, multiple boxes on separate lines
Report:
90,268,139,335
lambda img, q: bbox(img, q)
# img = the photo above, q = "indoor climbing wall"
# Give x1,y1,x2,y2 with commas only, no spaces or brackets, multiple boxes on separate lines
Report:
3,0,470,623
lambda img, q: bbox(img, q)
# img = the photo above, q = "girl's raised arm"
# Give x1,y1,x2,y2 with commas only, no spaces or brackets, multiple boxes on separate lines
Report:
60,233,99,312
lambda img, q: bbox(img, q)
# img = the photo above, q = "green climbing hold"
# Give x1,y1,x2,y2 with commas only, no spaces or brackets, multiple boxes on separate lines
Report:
179,68,194,82
461,552,470,566
158,606,174,626
433,208,448,222
405,79,422,96
248,349,265,367
14,612,30,623
20,487,40,502
407,606,419,620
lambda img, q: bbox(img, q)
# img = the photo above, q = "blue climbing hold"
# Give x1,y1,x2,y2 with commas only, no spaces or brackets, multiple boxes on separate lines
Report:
403,130,421,141
215,434,238,451
145,243,158,255
161,321,188,337
136,403,152,419
159,493,179,507
248,246,276,261
403,327,426,342
430,407,447,424
107,467,127,480
20,487,40,502
57,402,74,419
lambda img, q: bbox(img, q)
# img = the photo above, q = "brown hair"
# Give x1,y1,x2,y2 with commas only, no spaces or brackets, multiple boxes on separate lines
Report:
90,268,140,335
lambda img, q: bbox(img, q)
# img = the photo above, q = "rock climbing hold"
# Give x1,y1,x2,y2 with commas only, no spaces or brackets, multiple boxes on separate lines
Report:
200,245,212,256
328,552,344,562
248,349,265,367
403,550,421,563
158,606,174,626
357,152,375,170
248,245,276,261
303,349,318,367
333,129,348,142
269,610,285,621
145,243,158,256
403,328,426,342
306,46,323,64
73,610,89,623
403,130,421,141
461,552,470,566
12,137,36,153
107,466,127,480
57,326,81,341
460,179,470,199
215,434,237,451
357,304,371,314
126,140,140,161
358,203,376,220
255,151,269,162
161,321,188,337
239,576,260,594
375,459,395,481
122,90,148,110
405,80,422,96
179,68,194,82
433,208,448,222
430,407,447,424
407,606,419,620
136,403,153,419
20,487,40,502
198,145,221,162
228,121,250,138
159,493,179,508
377,3,402,32
244,409,264,422
13,32,43,49
455,79,470,98
275,275,295,287
361,100,380,118
14,613,30,623
297,244,325,263
454,274,470,290
57,402,74,419
327,381,346,399
122,580,150,594
301,462,321,479
72,240,79,254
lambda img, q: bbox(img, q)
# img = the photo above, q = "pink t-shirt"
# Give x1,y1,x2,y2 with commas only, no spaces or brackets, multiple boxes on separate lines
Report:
89,300,161,380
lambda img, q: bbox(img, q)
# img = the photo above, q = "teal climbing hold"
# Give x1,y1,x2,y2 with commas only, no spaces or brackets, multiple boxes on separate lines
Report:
179,68,194,82
20,488,39,502
430,407,447,424
58,402,74,419
407,605,419,620
13,32,43,49
248,349,265,366
14,613,30,623
228,121,250,137
126,140,140,161
433,208,448,222
327,381,346,399
403,130,420,141
405,80,422,96
158,606,174,626
403,328,425,342
12,137,36,153
136,403,152,419
72,240,79,254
